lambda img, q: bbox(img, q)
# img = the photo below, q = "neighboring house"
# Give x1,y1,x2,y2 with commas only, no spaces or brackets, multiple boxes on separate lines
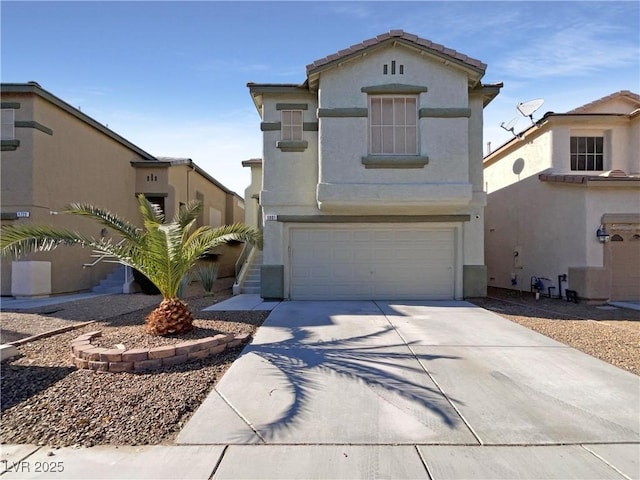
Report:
244,30,501,300
1,82,244,296
241,158,263,230
484,91,640,303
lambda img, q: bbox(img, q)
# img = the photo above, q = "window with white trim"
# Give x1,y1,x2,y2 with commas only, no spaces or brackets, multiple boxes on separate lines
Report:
570,136,603,171
281,110,303,141
1,109,15,140
369,96,417,155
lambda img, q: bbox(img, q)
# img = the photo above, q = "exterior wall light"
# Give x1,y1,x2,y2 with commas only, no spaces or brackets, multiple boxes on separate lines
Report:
596,225,610,243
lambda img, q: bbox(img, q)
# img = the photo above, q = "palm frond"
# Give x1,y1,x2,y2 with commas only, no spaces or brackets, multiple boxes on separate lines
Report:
1,194,262,305
201,223,263,250
1,224,98,258
64,203,142,243
173,200,202,229
137,194,165,225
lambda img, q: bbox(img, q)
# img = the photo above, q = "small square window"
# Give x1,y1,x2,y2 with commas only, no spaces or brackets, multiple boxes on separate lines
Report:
570,136,603,171
281,110,303,142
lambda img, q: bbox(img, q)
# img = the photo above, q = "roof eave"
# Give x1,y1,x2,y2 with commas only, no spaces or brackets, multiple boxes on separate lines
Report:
306,37,486,91
2,82,157,161
247,82,309,114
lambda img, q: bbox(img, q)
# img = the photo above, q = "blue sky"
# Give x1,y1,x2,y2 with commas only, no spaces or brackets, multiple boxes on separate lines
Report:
2,1,639,195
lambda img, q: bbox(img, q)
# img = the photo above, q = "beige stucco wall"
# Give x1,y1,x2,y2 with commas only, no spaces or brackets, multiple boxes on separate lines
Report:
257,42,489,291
260,92,318,210
485,129,553,194
315,48,472,212
135,166,170,200
549,117,634,175
485,176,589,292
243,163,262,229
2,91,144,295
484,104,640,299
228,193,245,225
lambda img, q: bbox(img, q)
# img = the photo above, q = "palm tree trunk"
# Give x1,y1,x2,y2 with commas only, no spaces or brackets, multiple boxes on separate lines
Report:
145,298,194,336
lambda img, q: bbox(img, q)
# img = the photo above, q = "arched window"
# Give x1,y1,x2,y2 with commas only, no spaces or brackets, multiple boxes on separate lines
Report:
611,234,624,242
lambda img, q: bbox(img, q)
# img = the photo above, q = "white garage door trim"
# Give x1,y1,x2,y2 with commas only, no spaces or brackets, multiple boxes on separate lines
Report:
287,224,459,300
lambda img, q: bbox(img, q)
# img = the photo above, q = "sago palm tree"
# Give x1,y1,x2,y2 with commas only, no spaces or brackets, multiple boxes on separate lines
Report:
0,194,262,336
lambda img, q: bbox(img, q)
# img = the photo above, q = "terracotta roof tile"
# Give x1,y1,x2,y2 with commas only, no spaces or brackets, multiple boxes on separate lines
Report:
306,30,487,76
569,90,640,113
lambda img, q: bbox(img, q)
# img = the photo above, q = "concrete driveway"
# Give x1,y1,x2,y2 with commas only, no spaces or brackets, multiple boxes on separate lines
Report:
178,300,639,479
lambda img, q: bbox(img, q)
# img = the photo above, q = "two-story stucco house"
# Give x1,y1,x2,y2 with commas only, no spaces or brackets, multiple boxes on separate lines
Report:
243,30,501,300
484,91,640,303
1,82,244,296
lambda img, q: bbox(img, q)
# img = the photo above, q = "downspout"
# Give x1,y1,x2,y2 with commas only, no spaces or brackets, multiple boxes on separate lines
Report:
186,159,196,201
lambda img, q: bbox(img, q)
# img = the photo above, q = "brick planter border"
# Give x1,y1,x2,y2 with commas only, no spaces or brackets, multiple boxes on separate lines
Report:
70,331,251,373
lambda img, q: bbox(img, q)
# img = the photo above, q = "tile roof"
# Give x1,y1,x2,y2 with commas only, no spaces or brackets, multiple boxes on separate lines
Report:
306,30,486,75
538,172,640,184
569,90,640,113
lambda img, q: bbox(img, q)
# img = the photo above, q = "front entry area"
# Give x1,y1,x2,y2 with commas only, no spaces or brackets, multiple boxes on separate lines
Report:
289,225,456,300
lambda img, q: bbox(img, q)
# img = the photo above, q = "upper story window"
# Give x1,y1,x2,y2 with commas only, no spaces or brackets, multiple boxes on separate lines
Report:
281,110,303,141
1,109,15,140
570,136,603,171
369,96,417,155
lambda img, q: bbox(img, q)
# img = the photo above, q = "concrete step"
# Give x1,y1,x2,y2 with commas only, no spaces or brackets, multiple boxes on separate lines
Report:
240,286,260,294
92,265,125,294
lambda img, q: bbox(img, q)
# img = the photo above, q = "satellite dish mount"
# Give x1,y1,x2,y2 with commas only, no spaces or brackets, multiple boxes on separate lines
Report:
500,117,520,138
516,98,545,124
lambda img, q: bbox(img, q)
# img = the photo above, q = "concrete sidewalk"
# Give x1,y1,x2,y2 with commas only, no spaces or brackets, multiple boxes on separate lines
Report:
2,300,639,479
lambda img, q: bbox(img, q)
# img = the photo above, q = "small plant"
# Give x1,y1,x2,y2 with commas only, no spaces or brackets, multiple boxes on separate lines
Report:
177,272,192,299
196,263,218,294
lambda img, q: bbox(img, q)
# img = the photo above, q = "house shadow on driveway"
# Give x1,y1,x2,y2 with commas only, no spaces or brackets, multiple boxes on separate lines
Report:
177,301,476,445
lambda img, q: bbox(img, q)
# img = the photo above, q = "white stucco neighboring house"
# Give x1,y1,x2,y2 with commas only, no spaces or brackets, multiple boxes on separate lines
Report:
243,30,501,300
484,90,640,303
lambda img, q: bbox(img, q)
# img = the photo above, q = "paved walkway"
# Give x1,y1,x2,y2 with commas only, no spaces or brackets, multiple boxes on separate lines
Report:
0,292,110,310
2,299,639,479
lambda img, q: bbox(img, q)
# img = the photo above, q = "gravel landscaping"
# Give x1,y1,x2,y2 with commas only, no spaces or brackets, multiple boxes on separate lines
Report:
1,284,638,448
1,279,268,447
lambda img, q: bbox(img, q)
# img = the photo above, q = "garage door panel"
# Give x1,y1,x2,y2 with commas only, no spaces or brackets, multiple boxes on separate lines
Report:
290,226,455,300
610,236,640,301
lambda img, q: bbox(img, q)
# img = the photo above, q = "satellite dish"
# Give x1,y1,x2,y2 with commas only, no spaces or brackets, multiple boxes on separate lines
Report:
500,117,521,138
517,98,544,124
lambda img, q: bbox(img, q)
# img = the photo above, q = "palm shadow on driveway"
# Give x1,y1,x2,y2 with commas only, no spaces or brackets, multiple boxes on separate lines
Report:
217,304,469,444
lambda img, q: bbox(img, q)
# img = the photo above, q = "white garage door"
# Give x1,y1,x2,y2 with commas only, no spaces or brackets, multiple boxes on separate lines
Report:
290,226,455,300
